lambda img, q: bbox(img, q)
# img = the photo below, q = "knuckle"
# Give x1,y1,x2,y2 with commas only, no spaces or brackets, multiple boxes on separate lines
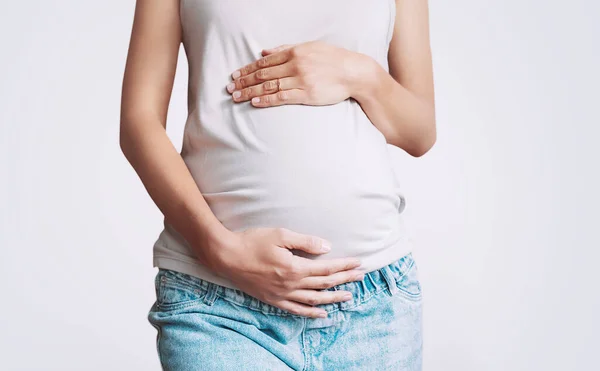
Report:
298,73,308,85
303,76,316,89
296,62,310,76
256,69,269,80
277,91,288,101
272,266,286,280
287,264,301,277
257,58,268,68
291,62,302,75
238,77,246,88
243,87,253,98
275,227,288,241
323,266,334,275
347,259,360,269
306,88,318,101
287,306,302,316
280,279,292,290
322,278,335,289
306,296,318,306
284,308,295,316
263,80,276,91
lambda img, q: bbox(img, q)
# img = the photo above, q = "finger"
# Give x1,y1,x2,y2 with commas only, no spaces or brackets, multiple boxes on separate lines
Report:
274,228,332,254
261,44,295,56
251,89,306,107
231,50,291,80
287,289,354,306
299,269,365,290
230,63,293,91
300,257,363,277
231,77,299,103
276,299,328,318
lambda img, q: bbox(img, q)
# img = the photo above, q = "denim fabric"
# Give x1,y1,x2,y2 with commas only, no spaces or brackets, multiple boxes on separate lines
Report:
147,253,423,370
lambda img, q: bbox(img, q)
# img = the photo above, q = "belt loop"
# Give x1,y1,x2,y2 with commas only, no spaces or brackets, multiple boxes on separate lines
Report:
202,282,219,306
381,265,399,296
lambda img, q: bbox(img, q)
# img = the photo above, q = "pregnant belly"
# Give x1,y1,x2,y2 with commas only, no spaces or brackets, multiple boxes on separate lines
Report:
182,100,405,260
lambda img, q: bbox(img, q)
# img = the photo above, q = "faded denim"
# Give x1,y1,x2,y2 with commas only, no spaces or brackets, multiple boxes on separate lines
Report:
147,253,423,370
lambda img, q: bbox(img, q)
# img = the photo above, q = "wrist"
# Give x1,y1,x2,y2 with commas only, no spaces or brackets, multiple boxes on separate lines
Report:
342,52,381,101
193,222,240,273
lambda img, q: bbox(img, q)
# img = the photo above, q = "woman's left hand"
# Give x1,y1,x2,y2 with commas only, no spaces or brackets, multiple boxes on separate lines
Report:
226,41,368,107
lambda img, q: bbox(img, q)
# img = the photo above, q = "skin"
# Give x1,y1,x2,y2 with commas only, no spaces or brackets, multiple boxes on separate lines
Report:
120,0,434,318
227,1,436,157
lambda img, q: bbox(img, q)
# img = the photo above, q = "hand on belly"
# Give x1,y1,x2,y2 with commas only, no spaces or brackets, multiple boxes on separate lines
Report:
205,226,366,318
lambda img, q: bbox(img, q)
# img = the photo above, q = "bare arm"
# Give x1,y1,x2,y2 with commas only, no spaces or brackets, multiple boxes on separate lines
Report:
120,0,364,318
351,0,436,157
226,0,436,157
119,0,231,271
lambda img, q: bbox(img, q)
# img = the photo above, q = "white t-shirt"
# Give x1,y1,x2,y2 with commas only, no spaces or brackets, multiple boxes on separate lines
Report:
153,0,412,290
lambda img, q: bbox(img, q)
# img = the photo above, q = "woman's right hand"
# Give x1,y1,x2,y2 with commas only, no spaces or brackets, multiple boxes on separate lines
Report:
205,227,365,318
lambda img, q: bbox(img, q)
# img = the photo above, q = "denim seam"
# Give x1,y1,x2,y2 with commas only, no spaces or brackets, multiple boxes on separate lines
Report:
393,258,422,300
156,299,208,312
336,285,389,312
394,290,422,302
203,283,219,305
301,317,310,371
213,291,299,317
149,321,166,369
212,283,391,317
395,256,415,282
160,279,209,295
156,256,416,315
156,276,211,311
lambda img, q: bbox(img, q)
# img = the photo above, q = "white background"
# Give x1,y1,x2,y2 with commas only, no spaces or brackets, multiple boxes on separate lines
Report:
1,0,599,370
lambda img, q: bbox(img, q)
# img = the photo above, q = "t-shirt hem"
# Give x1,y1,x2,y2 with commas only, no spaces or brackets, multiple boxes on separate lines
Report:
152,236,414,292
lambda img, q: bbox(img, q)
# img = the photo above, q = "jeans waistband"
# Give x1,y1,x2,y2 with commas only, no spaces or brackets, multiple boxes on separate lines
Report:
158,252,415,317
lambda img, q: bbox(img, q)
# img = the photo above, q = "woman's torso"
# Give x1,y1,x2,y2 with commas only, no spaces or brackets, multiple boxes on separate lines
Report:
153,0,412,290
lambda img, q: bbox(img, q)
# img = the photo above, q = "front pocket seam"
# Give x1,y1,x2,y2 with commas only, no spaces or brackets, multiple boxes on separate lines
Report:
156,299,207,312
157,280,209,311
393,258,422,300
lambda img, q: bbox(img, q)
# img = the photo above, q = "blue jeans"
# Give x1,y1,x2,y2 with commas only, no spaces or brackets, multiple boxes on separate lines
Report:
147,253,423,370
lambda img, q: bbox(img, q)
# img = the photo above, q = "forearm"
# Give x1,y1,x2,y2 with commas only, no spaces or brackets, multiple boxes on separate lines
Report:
119,115,234,271
348,55,436,157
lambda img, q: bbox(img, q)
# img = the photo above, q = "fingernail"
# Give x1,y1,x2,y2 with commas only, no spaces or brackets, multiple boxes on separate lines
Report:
226,83,236,93
232,91,241,99
252,97,260,104
320,240,331,252
343,293,353,301
318,312,327,318
354,274,365,281
231,70,241,79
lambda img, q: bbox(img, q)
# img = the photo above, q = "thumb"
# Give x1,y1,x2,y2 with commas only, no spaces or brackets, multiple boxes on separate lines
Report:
275,228,332,255
261,44,294,56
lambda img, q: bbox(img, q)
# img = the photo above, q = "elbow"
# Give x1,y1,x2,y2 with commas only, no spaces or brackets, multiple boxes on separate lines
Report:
119,122,128,155
408,126,436,157
389,101,437,157
119,109,141,158
386,114,436,157
119,117,134,159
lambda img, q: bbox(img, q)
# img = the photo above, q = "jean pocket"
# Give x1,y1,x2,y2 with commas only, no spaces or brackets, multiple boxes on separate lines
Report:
394,256,423,301
154,269,211,312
